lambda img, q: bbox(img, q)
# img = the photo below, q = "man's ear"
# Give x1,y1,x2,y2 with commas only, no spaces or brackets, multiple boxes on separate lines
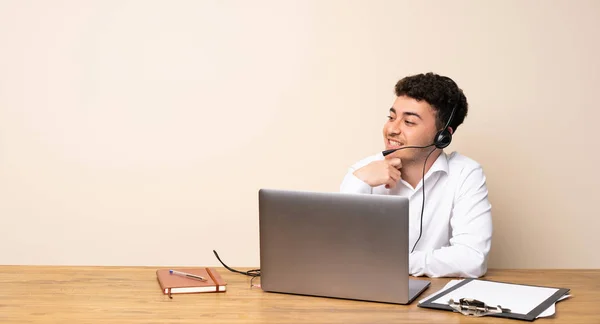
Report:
448,127,454,135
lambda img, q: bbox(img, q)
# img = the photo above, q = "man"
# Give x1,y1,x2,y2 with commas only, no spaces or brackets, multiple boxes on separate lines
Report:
340,72,492,278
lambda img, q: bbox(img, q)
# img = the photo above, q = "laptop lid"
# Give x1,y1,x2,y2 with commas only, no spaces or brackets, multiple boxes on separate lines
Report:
258,188,428,304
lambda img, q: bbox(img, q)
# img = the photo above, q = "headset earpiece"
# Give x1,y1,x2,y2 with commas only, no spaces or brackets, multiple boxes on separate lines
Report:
434,129,452,149
433,92,459,149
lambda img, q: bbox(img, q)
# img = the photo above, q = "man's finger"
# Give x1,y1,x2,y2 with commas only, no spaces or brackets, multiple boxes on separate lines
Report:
387,168,399,182
388,158,402,168
386,178,397,189
390,168,401,182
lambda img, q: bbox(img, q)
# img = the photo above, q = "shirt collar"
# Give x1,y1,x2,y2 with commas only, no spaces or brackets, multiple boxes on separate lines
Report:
428,151,449,176
381,151,449,193
407,151,449,192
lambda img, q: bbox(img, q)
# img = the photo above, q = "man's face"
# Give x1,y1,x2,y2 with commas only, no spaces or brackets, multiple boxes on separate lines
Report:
382,95,439,164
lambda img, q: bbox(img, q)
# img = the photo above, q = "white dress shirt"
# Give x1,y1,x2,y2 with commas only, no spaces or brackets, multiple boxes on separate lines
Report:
340,151,492,278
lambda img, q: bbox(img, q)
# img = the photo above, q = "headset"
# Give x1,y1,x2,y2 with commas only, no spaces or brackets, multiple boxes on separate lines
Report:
434,76,461,149
410,97,458,252
381,87,460,253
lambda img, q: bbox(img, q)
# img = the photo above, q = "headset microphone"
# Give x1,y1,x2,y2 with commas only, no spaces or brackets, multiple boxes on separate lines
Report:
382,144,434,156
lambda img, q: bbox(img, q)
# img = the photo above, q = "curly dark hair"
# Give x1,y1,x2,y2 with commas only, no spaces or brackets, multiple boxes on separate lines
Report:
394,72,468,132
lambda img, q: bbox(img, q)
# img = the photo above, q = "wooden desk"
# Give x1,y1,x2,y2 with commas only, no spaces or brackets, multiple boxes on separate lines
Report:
0,267,598,323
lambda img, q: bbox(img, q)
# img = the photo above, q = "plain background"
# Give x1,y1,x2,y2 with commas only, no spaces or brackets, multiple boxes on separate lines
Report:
1,0,598,269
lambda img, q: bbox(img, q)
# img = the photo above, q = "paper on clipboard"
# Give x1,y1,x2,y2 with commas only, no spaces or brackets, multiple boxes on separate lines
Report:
419,279,570,318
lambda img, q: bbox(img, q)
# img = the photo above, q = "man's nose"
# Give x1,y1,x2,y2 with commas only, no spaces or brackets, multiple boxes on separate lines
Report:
387,120,403,135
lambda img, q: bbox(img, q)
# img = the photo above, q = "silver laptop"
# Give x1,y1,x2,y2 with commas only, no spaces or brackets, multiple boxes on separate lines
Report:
258,188,430,304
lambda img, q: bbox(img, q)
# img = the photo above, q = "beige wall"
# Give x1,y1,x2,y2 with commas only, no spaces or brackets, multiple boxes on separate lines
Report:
0,0,598,268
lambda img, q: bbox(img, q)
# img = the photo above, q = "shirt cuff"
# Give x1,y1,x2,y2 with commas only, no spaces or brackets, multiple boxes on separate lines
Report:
409,251,426,277
340,173,372,194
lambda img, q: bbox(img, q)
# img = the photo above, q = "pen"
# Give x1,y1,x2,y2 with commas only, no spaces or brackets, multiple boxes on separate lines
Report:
169,269,207,281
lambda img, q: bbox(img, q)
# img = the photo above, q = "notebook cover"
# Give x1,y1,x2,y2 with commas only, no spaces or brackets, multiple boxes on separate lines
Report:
418,278,570,321
156,267,227,297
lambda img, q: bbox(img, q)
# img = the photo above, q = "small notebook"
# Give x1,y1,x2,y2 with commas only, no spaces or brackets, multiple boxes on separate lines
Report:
156,267,227,298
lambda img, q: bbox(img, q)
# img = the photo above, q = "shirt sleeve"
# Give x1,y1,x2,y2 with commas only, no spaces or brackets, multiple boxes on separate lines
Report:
339,168,373,194
409,166,493,278
339,155,380,194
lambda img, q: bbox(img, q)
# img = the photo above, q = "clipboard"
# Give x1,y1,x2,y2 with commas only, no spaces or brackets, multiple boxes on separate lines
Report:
418,278,570,321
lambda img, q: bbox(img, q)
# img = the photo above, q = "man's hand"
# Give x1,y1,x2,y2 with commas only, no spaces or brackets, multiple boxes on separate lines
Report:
353,158,402,189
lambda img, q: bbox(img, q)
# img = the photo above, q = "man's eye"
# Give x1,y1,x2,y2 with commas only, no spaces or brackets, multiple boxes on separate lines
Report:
387,115,395,121
405,120,415,125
